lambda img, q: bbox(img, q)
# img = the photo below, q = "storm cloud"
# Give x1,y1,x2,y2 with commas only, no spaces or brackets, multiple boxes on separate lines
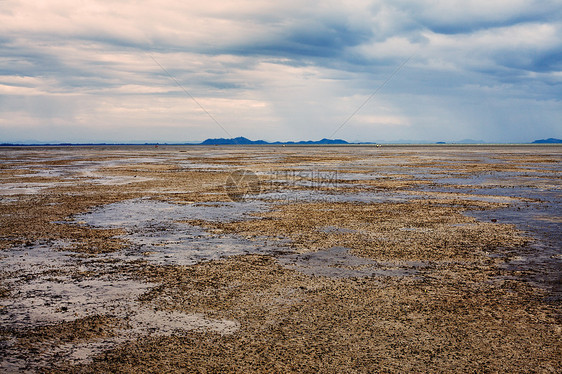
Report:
1,0,560,143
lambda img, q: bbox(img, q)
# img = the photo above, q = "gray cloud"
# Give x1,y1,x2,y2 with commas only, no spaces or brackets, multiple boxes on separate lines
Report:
0,0,560,143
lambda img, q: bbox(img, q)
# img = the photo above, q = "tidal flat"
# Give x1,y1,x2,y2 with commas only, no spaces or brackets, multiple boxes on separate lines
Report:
0,145,560,373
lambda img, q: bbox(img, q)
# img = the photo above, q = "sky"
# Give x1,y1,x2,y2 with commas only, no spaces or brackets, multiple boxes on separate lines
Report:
0,0,561,143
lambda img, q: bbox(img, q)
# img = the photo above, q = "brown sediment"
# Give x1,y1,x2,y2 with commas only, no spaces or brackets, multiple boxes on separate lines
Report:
0,191,133,252
195,200,529,261
12,315,126,347
58,256,560,373
0,145,560,372
345,178,433,190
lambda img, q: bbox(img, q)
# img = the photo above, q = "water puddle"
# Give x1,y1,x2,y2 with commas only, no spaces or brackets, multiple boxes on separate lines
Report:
1,275,153,327
0,241,240,371
254,190,411,204
320,226,357,234
0,242,79,279
277,246,424,278
458,186,562,300
77,198,268,226
72,198,277,266
412,165,560,301
179,162,232,171
0,182,74,195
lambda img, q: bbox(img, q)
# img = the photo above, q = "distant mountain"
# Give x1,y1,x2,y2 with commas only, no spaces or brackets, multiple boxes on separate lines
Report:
199,137,349,145
532,138,562,144
272,138,349,145
199,137,268,145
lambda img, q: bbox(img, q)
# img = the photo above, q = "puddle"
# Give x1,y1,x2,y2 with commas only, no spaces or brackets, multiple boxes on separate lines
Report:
320,226,357,234
0,182,74,195
179,162,232,171
331,172,386,181
0,242,240,371
0,172,151,197
405,159,560,301
77,198,268,226
109,222,277,266
464,189,561,300
277,247,424,278
0,156,163,194
434,170,561,187
1,276,153,327
0,242,77,277
0,196,19,203
399,227,433,233
254,189,411,204
413,165,562,301
73,198,278,266
83,175,154,186
0,245,150,329
36,308,238,368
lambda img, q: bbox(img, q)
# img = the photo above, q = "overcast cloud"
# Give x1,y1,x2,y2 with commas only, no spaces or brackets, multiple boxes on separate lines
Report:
0,0,561,143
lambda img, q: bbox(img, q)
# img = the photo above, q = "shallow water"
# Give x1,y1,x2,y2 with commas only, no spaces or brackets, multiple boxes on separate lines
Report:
73,198,280,266
0,241,240,371
465,193,561,300
277,246,424,278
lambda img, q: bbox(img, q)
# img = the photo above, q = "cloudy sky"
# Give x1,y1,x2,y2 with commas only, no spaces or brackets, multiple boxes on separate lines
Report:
1,0,561,143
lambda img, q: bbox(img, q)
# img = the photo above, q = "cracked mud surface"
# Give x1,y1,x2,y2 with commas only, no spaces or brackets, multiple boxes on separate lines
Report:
0,145,560,373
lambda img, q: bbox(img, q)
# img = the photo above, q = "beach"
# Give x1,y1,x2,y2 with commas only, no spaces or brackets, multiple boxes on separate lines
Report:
1,145,560,372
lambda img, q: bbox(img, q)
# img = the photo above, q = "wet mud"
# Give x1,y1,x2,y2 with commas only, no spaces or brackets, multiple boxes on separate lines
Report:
0,145,560,373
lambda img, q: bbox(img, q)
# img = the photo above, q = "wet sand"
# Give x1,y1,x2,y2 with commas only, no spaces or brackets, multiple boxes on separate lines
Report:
0,145,560,372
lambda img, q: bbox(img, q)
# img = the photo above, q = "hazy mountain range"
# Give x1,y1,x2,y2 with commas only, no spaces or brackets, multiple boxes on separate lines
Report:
1,137,560,146
532,138,562,144
199,137,349,145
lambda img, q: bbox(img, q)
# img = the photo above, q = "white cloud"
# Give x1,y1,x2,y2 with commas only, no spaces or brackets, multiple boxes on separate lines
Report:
0,0,560,143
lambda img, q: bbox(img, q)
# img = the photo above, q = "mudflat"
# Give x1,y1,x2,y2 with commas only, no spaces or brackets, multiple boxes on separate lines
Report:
0,145,560,373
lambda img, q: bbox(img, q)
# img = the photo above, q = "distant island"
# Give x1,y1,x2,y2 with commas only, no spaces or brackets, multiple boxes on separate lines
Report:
199,137,349,145
532,138,562,144
2,137,561,146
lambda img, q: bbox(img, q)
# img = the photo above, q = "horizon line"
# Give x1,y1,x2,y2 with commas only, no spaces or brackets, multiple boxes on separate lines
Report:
2,141,560,147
